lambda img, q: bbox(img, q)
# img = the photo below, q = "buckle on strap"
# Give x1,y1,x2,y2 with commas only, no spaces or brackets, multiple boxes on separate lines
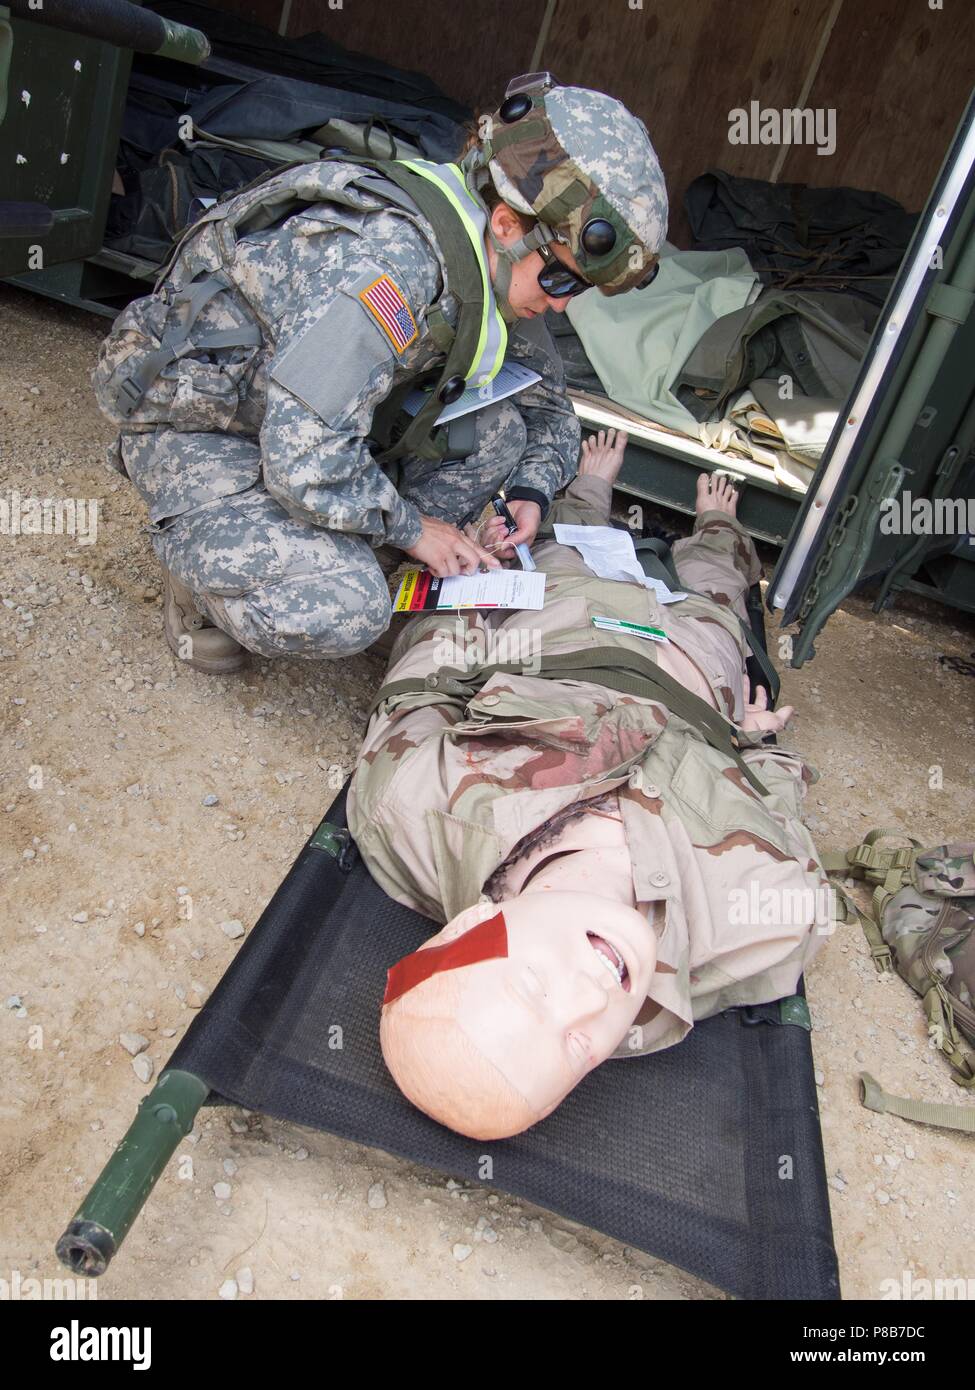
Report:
870,942,894,972
116,376,145,417
849,843,914,879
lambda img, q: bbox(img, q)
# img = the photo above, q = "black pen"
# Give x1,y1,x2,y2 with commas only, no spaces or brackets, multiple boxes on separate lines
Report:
490,492,536,571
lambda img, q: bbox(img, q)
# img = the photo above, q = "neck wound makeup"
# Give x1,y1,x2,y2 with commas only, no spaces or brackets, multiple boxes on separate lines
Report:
383,910,508,1006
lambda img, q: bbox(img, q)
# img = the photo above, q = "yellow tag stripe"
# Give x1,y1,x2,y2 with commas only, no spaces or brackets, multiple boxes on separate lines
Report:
394,570,419,612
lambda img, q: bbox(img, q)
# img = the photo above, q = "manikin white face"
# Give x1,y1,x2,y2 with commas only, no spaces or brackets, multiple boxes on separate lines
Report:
411,890,658,1119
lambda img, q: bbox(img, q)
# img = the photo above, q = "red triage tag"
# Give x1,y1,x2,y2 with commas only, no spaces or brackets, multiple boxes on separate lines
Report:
383,910,508,1005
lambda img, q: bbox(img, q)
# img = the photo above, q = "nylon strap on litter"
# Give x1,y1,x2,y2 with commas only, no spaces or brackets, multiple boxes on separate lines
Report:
370,645,768,795
859,1072,975,1132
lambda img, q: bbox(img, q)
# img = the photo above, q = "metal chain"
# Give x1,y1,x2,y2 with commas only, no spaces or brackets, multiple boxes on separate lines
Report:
797,494,859,623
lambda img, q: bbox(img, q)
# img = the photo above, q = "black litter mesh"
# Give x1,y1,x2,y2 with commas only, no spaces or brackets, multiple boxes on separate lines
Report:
170,790,839,1300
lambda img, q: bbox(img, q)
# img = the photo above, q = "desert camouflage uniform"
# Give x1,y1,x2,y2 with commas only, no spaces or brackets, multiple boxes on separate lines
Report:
348,474,830,1059
93,159,580,658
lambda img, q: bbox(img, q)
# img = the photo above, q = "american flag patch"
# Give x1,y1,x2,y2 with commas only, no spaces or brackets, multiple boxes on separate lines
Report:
358,274,418,353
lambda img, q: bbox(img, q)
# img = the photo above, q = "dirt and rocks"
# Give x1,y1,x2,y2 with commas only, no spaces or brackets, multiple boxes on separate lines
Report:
1,285,973,1301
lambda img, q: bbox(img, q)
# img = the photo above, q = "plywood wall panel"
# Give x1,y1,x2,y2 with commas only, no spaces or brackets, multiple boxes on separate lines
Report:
197,0,286,28
189,0,973,243
286,0,548,114
537,0,836,243
779,0,974,211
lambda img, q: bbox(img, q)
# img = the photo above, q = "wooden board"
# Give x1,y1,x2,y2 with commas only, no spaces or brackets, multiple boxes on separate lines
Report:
286,0,549,114
196,0,287,28
780,0,975,211
538,0,836,245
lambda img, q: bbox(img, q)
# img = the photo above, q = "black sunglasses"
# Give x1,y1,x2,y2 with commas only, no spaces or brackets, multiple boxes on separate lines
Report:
537,243,660,297
536,243,593,298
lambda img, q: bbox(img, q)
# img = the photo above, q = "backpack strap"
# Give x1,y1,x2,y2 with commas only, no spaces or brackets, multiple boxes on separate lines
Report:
113,272,262,419
361,160,488,467
923,979,975,1085
860,1072,975,1130
821,829,923,922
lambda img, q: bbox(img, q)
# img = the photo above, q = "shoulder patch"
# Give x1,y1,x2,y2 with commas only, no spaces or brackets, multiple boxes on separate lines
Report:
357,273,418,353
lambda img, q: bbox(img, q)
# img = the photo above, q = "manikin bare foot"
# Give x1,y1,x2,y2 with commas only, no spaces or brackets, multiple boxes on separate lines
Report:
579,427,628,485
696,471,739,518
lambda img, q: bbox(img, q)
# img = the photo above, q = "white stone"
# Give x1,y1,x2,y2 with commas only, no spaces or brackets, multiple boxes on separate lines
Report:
132,1054,154,1084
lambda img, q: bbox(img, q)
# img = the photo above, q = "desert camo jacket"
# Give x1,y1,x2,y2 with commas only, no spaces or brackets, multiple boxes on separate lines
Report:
348,476,831,1058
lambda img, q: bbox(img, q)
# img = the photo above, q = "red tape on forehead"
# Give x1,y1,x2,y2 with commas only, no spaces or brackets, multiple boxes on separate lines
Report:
383,910,508,1006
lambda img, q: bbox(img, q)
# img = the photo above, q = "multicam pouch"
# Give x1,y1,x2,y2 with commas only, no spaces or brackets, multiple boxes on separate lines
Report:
825,832,975,1086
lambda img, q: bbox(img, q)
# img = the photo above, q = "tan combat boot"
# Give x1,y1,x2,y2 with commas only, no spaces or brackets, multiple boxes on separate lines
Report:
161,564,248,675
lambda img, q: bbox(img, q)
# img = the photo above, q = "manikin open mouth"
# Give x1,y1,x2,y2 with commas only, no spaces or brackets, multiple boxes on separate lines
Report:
587,932,630,991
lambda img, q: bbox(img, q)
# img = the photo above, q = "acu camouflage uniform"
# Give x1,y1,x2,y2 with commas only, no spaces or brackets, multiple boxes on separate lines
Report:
92,158,581,658
348,474,830,1059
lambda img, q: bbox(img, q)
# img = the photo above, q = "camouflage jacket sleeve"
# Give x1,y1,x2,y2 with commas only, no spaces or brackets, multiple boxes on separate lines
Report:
502,315,581,512
259,225,443,549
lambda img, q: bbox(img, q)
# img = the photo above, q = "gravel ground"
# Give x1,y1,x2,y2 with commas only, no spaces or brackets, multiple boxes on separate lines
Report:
1,284,973,1301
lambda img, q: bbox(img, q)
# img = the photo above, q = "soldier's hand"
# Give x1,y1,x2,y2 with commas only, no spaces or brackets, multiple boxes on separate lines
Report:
490,499,542,559
404,515,500,577
741,685,795,734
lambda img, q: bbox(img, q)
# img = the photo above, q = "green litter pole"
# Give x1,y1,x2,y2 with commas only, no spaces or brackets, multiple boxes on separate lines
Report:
56,1070,209,1276
7,0,211,66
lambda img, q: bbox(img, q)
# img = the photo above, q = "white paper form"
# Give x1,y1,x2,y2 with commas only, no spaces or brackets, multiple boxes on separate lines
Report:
394,567,547,612
553,524,687,603
437,569,546,610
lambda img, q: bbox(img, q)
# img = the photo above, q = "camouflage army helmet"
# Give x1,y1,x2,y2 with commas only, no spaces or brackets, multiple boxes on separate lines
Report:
475,73,668,294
